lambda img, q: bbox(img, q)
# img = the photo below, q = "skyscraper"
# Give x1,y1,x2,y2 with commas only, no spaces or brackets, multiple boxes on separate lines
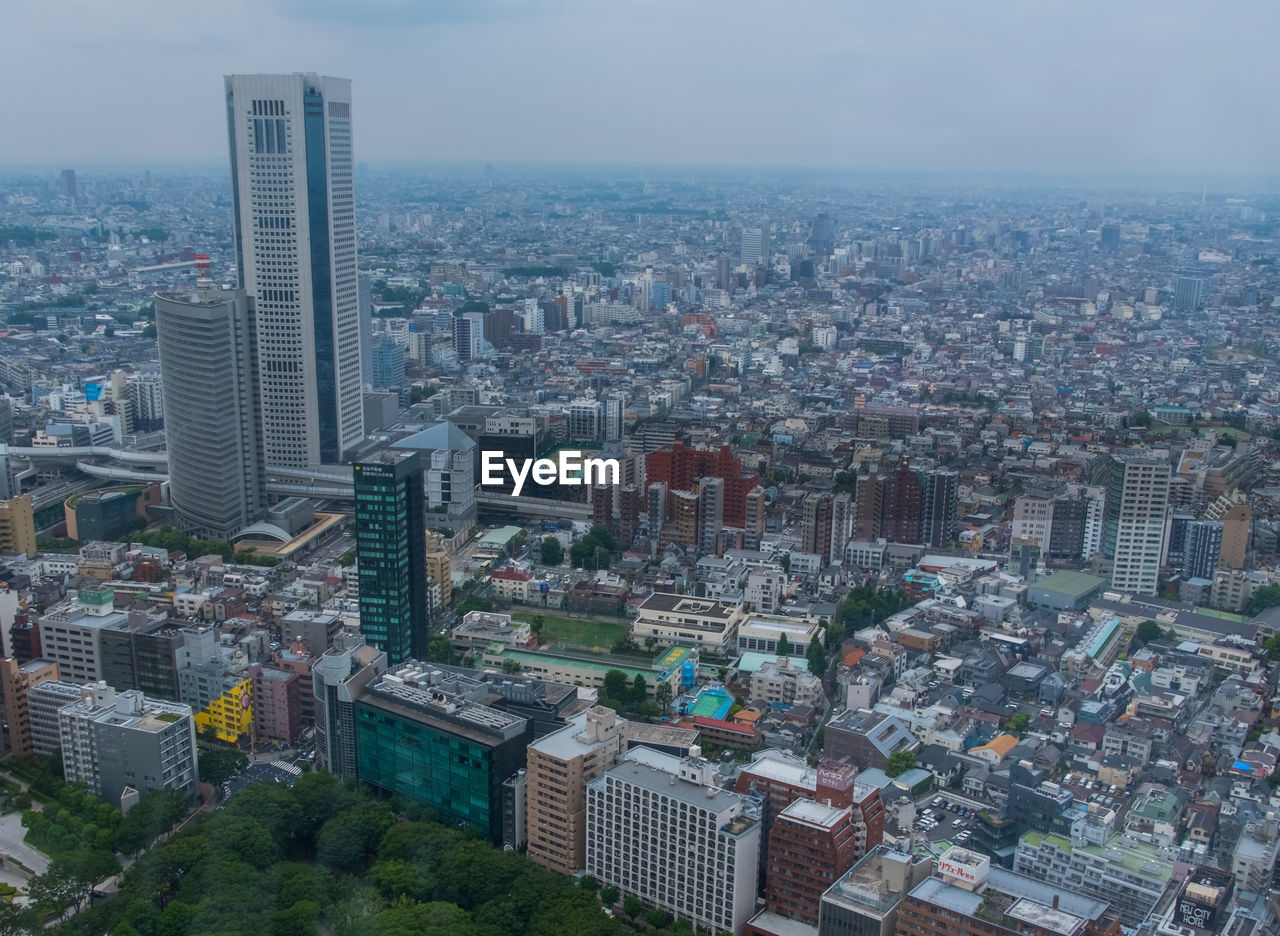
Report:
60,169,76,200
225,74,364,467
920,469,959,549
741,227,765,266
354,451,428,665
154,286,265,539
1104,454,1171,596
370,334,405,389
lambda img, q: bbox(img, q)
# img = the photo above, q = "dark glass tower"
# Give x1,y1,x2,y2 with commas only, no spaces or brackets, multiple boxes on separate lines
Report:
354,451,427,664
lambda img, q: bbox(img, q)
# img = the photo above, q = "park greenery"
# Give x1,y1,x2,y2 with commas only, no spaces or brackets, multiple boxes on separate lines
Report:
539,536,564,566
885,749,917,778
47,770,664,936
130,529,280,567
838,586,905,629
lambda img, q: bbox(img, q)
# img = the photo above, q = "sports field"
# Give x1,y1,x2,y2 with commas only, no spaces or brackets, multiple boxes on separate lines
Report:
512,612,630,649
687,688,733,719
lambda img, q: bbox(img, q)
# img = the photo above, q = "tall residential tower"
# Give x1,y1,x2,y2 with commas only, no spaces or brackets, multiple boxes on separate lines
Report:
225,73,363,467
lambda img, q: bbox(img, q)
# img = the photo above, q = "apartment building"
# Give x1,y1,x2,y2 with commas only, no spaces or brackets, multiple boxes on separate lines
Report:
587,748,762,935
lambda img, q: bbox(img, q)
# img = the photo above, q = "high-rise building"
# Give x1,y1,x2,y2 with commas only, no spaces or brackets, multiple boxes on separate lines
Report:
61,169,77,200
58,682,197,805
454,312,484,362
1104,454,1171,596
829,492,852,564
645,443,757,528
618,484,642,547
312,632,386,778
358,273,374,386
802,493,833,562
568,400,603,440
424,533,452,611
764,798,863,925
883,458,923,545
526,706,622,875
699,476,725,555
1183,520,1223,581
604,395,624,444
370,334,405,389
818,844,936,936
646,482,667,547
155,287,265,539
225,74,364,467
126,372,165,433
0,495,36,557
1174,275,1204,311
741,227,766,267
809,212,835,256
919,469,958,549
1205,488,1251,569
744,485,767,550
354,451,428,665
586,749,762,935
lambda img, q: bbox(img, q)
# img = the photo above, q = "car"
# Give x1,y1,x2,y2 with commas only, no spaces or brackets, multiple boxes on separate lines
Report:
953,818,964,827
932,797,943,807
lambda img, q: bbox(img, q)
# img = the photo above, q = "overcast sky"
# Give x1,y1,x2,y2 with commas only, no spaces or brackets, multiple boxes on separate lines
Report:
3,0,1278,174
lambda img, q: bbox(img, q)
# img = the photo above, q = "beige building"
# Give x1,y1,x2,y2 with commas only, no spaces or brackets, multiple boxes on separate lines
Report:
0,657,60,755
1205,489,1252,570
631,592,744,653
424,534,452,609
526,706,622,875
0,496,36,558
749,657,823,707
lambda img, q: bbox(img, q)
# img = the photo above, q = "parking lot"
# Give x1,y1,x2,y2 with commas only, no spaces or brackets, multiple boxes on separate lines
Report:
914,795,979,846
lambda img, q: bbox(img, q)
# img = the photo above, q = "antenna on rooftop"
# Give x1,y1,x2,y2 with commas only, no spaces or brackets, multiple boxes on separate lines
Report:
195,254,212,299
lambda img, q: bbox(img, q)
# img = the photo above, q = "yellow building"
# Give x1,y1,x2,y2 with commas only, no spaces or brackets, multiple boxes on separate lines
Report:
194,677,254,743
0,496,37,557
425,533,452,610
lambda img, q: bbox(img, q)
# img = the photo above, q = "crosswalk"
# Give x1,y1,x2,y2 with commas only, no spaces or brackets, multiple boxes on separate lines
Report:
270,760,302,777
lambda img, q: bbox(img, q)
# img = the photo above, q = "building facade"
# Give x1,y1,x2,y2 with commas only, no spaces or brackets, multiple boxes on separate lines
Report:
225,73,363,466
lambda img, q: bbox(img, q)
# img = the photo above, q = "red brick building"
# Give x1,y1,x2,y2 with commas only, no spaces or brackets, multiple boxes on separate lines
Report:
644,442,758,527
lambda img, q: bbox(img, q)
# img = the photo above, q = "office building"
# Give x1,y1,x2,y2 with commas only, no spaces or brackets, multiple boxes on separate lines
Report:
0,658,60,756
0,495,36,557
802,493,833,562
358,273,374,385
1104,454,1171,596
741,227,766,267
424,533,452,611
1182,520,1223,581
354,451,428,665
370,334,405,389
154,286,265,539
60,168,76,200
225,73,363,467
1174,275,1204,312
454,312,484,362
568,400,603,440
824,709,917,771
38,587,126,685
354,664,533,843
249,663,303,744
586,749,762,935
526,706,623,875
645,443,758,529
896,847,1121,936
99,614,184,701
58,682,198,805
312,632,387,778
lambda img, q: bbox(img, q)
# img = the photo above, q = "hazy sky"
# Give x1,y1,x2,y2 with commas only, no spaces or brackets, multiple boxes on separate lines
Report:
3,0,1278,174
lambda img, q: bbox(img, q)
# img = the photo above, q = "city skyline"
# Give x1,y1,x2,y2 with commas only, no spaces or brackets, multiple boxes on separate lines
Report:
3,1,1278,175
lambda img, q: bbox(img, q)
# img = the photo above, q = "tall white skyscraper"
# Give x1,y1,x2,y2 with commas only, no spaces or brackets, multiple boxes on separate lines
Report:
1104,454,1171,596
225,73,364,467
740,226,765,266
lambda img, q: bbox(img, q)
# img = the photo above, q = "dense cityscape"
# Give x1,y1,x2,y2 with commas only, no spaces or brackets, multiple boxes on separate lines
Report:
0,56,1279,936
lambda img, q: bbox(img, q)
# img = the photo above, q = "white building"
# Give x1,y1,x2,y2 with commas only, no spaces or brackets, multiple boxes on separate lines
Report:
1106,455,1171,596
225,74,363,466
586,748,761,935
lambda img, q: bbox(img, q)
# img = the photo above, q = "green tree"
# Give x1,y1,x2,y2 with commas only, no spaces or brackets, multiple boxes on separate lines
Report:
1006,712,1030,737
806,639,826,677
603,669,630,702
824,619,844,649
116,787,187,854
775,633,790,658
630,675,648,705
317,802,395,873
779,553,791,574
1246,585,1280,617
428,636,454,664
540,536,564,565
458,595,493,615
199,748,247,786
579,875,599,893
623,895,643,919
1132,410,1153,427
646,908,673,928
141,323,157,339
1134,619,1164,645
600,884,620,905
655,681,674,716
531,615,545,637
885,748,916,778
